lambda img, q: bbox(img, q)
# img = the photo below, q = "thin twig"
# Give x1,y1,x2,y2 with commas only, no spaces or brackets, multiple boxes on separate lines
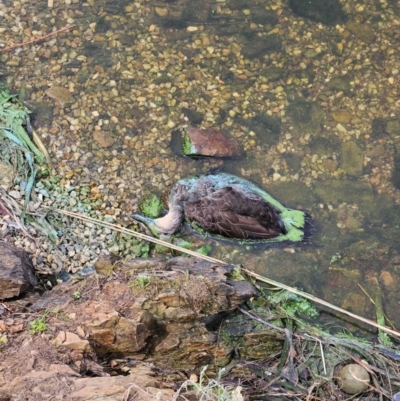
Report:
319,339,326,375
0,200,11,216
358,283,375,305
237,307,286,334
358,283,396,329
1,25,76,52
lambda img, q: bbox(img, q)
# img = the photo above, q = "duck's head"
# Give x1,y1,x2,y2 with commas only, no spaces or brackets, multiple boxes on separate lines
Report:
132,205,183,237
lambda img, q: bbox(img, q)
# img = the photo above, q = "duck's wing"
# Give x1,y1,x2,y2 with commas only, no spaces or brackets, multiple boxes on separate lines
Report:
184,186,286,240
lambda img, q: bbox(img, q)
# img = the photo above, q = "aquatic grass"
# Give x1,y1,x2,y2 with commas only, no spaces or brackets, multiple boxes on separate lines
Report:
0,87,58,241
0,88,45,208
0,89,45,163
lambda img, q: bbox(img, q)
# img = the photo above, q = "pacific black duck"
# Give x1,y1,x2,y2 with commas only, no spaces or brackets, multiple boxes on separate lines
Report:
133,173,312,243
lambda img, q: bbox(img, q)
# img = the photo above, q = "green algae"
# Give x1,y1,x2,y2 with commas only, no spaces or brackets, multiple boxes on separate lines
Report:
139,194,163,218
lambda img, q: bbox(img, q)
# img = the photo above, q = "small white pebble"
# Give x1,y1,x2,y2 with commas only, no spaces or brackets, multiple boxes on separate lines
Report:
273,173,281,181
9,190,21,199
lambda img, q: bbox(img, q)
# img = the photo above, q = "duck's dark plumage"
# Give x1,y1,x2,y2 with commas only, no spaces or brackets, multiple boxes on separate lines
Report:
133,173,311,243
184,185,287,239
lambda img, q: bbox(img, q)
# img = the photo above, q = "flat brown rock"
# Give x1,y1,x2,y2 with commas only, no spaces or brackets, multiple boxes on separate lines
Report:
70,367,174,401
93,130,117,148
182,126,242,157
52,331,91,352
45,85,75,107
82,301,156,355
345,21,375,43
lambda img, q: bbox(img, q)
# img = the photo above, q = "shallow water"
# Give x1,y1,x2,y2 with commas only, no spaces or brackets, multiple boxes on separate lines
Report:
2,0,400,331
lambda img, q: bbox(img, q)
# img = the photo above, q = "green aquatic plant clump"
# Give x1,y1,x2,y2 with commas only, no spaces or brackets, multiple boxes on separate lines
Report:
0,88,45,165
0,87,47,208
269,290,319,319
181,130,194,156
139,194,163,218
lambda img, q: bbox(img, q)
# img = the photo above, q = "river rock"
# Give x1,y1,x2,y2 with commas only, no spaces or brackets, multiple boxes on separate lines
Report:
52,331,91,353
45,86,75,107
0,162,14,190
345,21,375,43
288,0,346,26
0,242,37,299
359,193,394,223
327,76,351,92
27,256,257,370
336,364,370,394
371,118,388,138
241,34,282,59
24,100,54,128
322,158,339,172
283,153,302,172
181,0,211,23
250,9,279,25
0,346,174,401
367,144,385,158
181,107,203,125
380,271,398,289
340,141,364,176
94,253,121,276
154,7,168,17
287,99,325,135
393,153,400,189
82,301,157,355
269,181,318,208
331,110,351,124
247,114,281,147
70,369,175,401
386,118,400,136
310,137,340,157
181,126,242,157
314,180,373,204
260,66,286,82
93,130,116,148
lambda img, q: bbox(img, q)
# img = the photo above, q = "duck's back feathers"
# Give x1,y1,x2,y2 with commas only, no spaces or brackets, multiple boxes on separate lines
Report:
184,185,287,240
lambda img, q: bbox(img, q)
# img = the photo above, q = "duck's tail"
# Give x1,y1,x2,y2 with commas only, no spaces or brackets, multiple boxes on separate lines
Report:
303,213,316,242
280,209,314,243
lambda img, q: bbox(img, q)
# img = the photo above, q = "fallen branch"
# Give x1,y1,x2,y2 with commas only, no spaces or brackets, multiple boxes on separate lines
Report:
0,24,76,52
